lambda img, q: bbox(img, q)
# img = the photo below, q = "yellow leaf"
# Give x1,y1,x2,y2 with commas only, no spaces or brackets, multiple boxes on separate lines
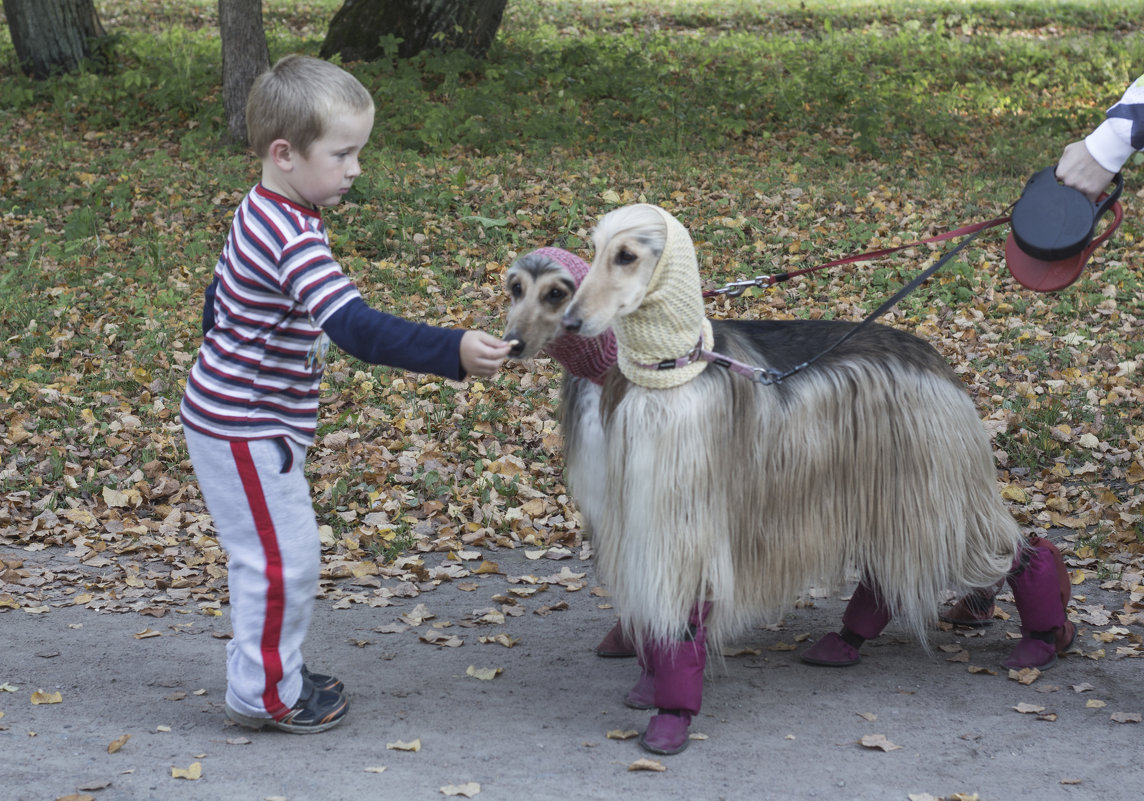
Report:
1001,484,1028,502
472,561,501,575
440,782,481,797
1013,702,1045,714
387,738,422,752
30,690,62,705
1085,699,1107,708
1007,667,1041,685
858,734,902,751
606,729,639,740
1127,460,1144,484
134,628,162,640
107,733,131,753
628,758,667,772
465,665,502,681
1070,570,1087,586
171,762,202,780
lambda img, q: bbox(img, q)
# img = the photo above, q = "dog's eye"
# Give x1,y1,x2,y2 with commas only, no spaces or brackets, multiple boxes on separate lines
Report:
509,281,522,298
545,287,566,303
616,248,637,265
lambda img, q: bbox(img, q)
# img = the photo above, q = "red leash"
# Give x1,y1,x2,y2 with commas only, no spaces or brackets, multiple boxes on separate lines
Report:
703,215,1013,298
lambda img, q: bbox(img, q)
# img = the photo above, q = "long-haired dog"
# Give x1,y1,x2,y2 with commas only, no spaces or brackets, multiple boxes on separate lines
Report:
559,203,1026,754
503,248,615,544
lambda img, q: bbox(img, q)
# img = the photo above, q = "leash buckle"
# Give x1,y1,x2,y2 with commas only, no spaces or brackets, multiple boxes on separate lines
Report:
723,275,774,297
751,367,783,385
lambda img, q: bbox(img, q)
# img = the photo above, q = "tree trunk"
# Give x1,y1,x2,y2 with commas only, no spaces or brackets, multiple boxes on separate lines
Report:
219,0,270,146
2,0,106,79
320,0,508,62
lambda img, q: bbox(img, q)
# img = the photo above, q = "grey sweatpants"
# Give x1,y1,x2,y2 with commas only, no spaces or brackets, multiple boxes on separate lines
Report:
183,426,319,720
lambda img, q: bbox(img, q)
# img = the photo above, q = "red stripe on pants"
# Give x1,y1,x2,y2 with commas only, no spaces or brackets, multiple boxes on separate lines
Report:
231,441,289,719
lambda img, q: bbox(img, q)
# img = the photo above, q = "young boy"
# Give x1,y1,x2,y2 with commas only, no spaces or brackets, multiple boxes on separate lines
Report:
180,54,510,733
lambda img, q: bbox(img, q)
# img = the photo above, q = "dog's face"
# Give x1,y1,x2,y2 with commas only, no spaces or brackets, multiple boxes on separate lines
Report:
502,252,577,359
562,205,666,338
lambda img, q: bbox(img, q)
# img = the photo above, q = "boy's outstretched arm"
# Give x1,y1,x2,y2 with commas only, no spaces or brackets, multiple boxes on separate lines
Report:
459,330,511,378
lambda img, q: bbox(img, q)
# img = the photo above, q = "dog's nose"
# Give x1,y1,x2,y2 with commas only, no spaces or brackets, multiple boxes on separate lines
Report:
506,337,525,357
562,314,582,333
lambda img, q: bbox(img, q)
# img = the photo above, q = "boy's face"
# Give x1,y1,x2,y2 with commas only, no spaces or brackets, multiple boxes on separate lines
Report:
270,108,375,208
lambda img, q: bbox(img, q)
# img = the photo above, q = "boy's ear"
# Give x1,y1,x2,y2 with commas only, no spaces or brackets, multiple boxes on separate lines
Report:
267,138,295,171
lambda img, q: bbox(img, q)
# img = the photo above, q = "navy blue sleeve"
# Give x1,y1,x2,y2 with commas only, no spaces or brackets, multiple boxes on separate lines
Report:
323,297,466,380
202,276,219,336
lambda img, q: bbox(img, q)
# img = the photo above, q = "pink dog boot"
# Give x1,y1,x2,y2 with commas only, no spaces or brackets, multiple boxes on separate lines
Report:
802,581,892,667
596,621,637,658
940,580,1004,627
641,710,692,755
1003,536,1076,671
640,604,709,756
624,643,655,710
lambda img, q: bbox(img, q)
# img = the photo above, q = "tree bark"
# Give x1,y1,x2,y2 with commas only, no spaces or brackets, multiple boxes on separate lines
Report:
2,0,106,79
320,0,508,62
219,0,270,146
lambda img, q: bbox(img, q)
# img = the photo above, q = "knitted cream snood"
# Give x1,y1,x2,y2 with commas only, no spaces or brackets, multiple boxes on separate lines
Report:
614,206,713,389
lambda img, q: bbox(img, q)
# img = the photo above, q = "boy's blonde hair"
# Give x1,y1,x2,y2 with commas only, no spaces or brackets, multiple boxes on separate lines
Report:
246,54,375,158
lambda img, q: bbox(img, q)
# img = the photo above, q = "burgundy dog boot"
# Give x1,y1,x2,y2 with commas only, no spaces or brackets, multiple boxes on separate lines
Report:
801,632,860,666
940,580,1004,627
641,710,692,755
802,581,892,667
640,604,709,756
624,644,655,710
596,621,637,658
1004,536,1075,671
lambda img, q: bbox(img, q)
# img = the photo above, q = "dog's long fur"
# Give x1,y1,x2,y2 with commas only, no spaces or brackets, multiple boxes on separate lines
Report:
562,204,1022,651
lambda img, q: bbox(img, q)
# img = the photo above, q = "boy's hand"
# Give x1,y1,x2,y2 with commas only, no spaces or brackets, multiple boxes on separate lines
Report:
460,330,512,378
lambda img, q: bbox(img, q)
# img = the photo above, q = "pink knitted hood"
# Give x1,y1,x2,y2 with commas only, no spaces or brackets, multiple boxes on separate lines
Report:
528,247,618,385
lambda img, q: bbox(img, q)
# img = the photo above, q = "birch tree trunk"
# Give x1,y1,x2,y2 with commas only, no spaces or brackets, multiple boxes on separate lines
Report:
2,0,106,79
320,0,509,62
219,0,270,146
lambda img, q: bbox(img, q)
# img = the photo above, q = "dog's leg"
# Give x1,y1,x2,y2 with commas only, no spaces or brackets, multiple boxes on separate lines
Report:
1003,535,1075,670
638,602,710,755
596,621,637,658
623,639,656,710
801,581,893,667
940,581,1005,627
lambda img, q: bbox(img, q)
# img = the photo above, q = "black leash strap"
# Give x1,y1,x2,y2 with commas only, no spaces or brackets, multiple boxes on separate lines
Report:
758,217,1001,385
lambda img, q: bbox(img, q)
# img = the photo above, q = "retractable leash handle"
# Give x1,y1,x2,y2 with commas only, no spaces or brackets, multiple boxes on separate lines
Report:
1006,166,1124,292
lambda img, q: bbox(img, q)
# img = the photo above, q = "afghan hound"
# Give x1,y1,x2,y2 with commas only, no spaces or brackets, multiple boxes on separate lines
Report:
556,204,1058,754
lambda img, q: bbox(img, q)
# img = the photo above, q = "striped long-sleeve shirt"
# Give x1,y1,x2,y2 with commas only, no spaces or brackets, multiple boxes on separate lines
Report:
181,184,463,446
1086,74,1144,173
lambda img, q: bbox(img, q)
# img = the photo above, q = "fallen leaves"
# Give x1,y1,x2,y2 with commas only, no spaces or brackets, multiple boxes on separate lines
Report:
606,729,639,740
107,734,130,754
858,734,902,752
627,758,666,772
171,762,202,780
465,665,502,681
387,739,422,752
1007,667,1041,685
440,782,481,797
30,689,62,705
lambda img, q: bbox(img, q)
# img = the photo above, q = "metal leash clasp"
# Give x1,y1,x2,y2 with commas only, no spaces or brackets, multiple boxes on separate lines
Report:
722,275,776,298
